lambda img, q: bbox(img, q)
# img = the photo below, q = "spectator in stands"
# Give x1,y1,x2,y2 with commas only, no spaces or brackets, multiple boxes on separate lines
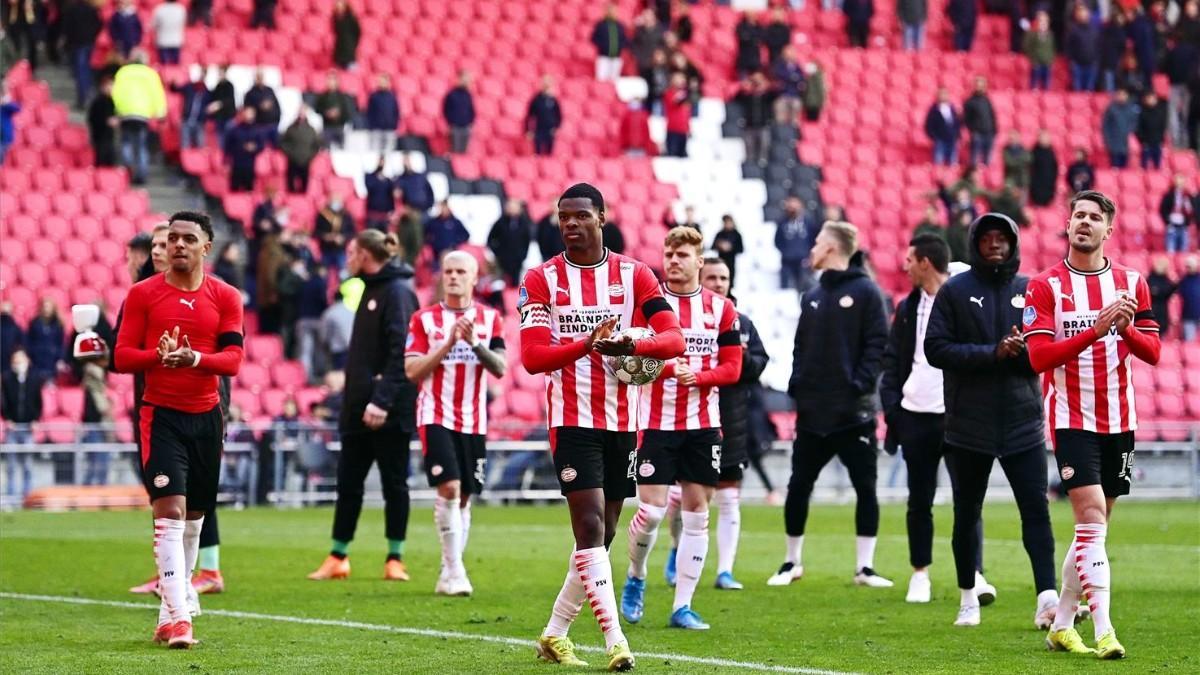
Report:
151,0,185,65
1002,130,1031,190
763,7,791,65
257,233,287,334
673,1,693,44
331,0,361,70
112,51,166,185
224,106,266,193
1164,37,1198,149
1102,88,1138,169
1180,0,1200,42
843,0,874,48
772,46,805,126
1065,148,1095,194
320,291,354,371
619,98,655,156
735,71,776,166
591,3,628,82
251,0,277,29
26,297,63,381
630,8,664,71
664,72,691,157
80,349,114,485
1137,91,1168,169
61,0,102,109
364,158,396,231
602,219,626,254
525,75,562,156
735,11,763,76
984,181,1030,228
666,204,702,231
963,76,996,167
775,196,818,292
1181,256,1200,341
1161,174,1197,253
712,215,745,285
487,198,533,286
315,192,356,270
1023,11,1055,90
913,202,945,237
395,155,434,214
108,0,142,60
315,71,355,148
1099,11,1127,93
288,261,329,378
899,0,928,50
938,183,978,234
1126,5,1156,87
0,82,17,164
669,49,704,112
1065,4,1101,91
947,0,977,51
213,241,245,292
536,207,565,261
2,349,41,498
1148,256,1177,337
443,70,475,154
1028,130,1058,207
248,187,283,277
5,0,45,72
803,61,826,122
170,69,208,149
244,68,281,134
365,74,399,153
83,75,117,167
0,302,22,376
280,105,321,193
205,65,238,143
641,48,671,114
189,0,213,27
424,200,469,266
924,88,961,166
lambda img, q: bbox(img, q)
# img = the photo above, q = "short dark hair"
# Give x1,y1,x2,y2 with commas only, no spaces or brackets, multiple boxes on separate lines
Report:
1069,190,1117,223
909,232,950,273
127,232,153,254
558,183,605,213
355,229,391,262
702,257,727,268
169,210,215,241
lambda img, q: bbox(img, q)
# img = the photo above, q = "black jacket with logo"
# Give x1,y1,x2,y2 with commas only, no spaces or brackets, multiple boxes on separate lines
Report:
718,309,769,457
924,214,1044,456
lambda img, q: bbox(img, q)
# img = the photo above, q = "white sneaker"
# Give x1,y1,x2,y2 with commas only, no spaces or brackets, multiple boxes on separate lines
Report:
954,603,981,626
766,562,803,586
906,572,931,603
1034,591,1059,630
853,567,894,588
444,573,473,597
974,572,996,607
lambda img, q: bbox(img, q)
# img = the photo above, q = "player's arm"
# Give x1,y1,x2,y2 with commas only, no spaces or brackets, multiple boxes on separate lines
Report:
370,284,418,413
925,285,1004,372
688,303,743,387
851,287,889,395
112,285,159,373
519,270,592,374
1119,276,1161,365
878,298,904,419
602,265,684,359
469,313,508,377
738,314,769,384
787,295,807,398
404,312,454,382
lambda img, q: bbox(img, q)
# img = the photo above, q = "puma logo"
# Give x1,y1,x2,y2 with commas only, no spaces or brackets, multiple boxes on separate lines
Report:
970,296,984,308
809,300,819,309
179,298,196,310
1059,292,1074,305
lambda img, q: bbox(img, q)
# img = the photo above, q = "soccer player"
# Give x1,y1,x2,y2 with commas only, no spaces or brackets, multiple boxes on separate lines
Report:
1024,191,1160,659
404,251,506,596
520,183,684,671
620,228,742,630
114,211,244,648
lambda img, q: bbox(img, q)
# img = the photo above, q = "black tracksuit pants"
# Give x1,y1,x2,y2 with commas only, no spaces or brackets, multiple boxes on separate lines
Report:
332,428,412,544
785,422,879,537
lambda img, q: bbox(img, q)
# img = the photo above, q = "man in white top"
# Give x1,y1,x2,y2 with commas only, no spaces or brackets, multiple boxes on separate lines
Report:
151,0,187,65
880,233,994,604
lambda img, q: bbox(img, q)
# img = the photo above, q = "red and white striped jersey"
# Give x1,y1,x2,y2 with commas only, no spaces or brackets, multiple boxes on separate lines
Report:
405,303,505,435
640,286,738,431
1023,259,1158,434
519,250,663,431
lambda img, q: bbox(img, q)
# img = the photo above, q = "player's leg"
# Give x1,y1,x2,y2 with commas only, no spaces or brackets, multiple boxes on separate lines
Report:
997,445,1059,629
769,429,838,585
899,412,939,601
141,406,193,643
668,430,720,628
948,444,993,626
170,407,223,648
459,434,486,556
942,444,993,604
713,471,743,590
838,424,892,588
1046,431,1100,654
622,431,674,622
423,426,463,593
193,509,224,593
663,483,682,586
374,428,412,581
309,432,373,579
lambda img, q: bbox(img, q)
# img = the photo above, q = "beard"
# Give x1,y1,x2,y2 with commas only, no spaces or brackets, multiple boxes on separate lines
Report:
1069,237,1101,254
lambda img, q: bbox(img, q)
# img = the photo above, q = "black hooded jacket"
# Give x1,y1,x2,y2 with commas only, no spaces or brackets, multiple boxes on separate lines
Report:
718,309,769,456
789,264,888,435
924,214,1044,456
340,260,419,435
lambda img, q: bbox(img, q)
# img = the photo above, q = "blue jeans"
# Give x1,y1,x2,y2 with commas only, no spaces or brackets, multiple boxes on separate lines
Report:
180,120,205,148
1071,62,1098,91
1030,64,1051,90
82,430,110,486
71,45,93,107
1184,320,1199,342
969,133,995,166
120,119,150,183
1101,69,1116,93
0,141,9,164
321,250,346,270
4,428,34,497
902,23,925,50
157,47,180,64
1108,150,1128,168
1141,143,1162,169
666,131,688,157
933,139,958,165
1166,225,1190,253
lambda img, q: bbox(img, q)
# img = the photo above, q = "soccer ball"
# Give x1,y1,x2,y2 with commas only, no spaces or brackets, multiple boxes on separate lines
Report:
603,327,665,386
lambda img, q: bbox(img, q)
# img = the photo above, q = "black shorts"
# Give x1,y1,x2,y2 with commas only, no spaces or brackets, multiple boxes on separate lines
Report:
718,463,745,482
550,426,636,501
720,432,749,469
420,425,487,494
1053,429,1135,498
139,404,224,511
636,428,722,488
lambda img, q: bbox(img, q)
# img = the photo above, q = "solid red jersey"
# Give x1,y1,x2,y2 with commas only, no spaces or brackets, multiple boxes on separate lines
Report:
113,274,244,413
519,250,665,432
1022,259,1158,434
640,286,739,431
406,303,504,435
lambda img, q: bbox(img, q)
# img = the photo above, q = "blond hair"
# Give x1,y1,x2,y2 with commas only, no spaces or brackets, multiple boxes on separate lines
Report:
664,225,704,253
151,221,170,233
820,220,858,257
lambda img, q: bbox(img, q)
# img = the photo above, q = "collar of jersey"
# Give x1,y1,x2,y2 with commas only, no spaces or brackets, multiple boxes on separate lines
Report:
661,282,702,298
1063,257,1111,276
440,301,474,312
563,248,609,269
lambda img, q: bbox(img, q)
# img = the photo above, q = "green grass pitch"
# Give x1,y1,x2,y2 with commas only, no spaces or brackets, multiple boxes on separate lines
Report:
1,500,1197,673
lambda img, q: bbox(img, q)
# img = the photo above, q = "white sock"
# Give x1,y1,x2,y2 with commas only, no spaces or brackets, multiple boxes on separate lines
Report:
574,547,626,649
434,497,464,576
153,518,188,623
786,535,804,566
626,501,666,579
183,517,204,582
666,485,682,549
460,501,472,554
855,536,877,572
913,569,929,580
715,487,740,575
1052,536,1082,631
673,510,710,611
960,587,979,608
1074,523,1113,640
157,596,170,627
543,548,585,638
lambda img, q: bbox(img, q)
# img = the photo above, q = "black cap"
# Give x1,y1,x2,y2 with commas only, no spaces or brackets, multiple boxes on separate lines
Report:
128,232,153,254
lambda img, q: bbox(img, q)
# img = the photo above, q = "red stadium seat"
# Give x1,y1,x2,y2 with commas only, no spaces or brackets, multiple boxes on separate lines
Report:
245,334,284,363
270,362,308,389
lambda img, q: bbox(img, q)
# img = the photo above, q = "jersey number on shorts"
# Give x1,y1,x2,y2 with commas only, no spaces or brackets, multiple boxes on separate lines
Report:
474,458,487,486
627,449,636,479
1118,451,1133,480
711,444,721,471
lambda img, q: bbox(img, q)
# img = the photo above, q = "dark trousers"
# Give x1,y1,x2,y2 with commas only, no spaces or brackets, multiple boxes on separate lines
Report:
953,27,975,51
665,131,688,157
199,506,219,547
1140,143,1163,169
895,410,982,570
70,45,93,108
286,160,309,193
230,163,256,192
785,422,879,537
332,428,412,544
533,129,555,155
948,443,1056,592
847,20,869,47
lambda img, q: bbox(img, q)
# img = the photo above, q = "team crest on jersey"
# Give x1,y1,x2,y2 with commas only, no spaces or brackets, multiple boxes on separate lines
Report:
608,284,625,297
1011,294,1025,308
839,295,854,308
153,474,169,488
560,467,578,483
1060,466,1075,480
1022,306,1037,326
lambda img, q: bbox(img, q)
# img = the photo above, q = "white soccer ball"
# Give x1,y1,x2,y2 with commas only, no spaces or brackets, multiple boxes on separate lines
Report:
603,327,665,386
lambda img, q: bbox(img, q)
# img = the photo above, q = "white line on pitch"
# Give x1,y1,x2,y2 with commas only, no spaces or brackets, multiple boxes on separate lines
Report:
0,592,853,675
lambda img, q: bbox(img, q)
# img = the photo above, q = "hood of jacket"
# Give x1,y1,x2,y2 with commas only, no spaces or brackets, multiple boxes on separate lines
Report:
968,213,1021,286
361,259,414,286
818,263,870,289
